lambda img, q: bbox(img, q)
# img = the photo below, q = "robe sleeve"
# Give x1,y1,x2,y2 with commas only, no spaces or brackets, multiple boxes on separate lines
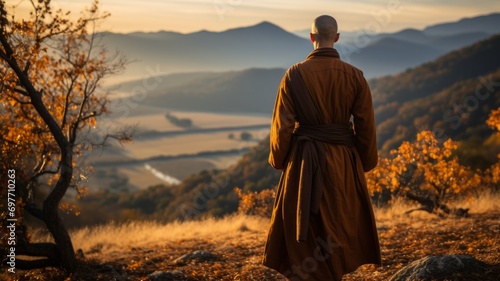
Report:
269,71,296,170
352,74,378,172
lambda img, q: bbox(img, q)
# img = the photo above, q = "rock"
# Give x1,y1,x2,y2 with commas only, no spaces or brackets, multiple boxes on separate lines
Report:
76,248,85,259
174,250,218,265
377,225,390,231
97,264,127,280
147,270,185,281
389,255,490,281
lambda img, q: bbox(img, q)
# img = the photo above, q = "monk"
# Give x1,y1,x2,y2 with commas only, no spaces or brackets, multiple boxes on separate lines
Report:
262,15,382,281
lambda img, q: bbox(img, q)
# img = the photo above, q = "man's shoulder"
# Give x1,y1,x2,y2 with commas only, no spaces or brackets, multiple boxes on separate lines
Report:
283,63,303,79
338,59,365,76
296,57,365,80
285,62,300,71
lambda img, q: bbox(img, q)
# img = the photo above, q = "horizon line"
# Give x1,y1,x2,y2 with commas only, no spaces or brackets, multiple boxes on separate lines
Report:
98,11,500,36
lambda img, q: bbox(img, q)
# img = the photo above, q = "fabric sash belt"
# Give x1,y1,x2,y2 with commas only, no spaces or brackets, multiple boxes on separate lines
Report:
293,123,355,242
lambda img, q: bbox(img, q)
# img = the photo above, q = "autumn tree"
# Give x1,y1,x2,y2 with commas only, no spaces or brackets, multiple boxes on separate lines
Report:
366,131,481,216
0,0,130,273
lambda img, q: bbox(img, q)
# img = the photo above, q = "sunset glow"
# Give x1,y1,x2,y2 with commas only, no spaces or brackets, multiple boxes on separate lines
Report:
8,0,500,34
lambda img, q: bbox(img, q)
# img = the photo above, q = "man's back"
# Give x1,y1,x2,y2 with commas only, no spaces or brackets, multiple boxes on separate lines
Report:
298,52,364,124
297,49,377,171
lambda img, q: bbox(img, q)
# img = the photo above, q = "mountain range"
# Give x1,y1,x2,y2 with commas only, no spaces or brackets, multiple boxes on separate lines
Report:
334,13,500,77
103,13,500,80
116,32,500,161
342,29,491,78
100,21,308,81
112,13,500,117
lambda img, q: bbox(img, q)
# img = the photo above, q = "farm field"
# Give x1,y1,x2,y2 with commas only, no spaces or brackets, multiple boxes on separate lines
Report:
88,107,271,190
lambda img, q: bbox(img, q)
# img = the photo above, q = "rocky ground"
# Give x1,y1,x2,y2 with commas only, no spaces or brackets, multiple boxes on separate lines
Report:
2,210,499,281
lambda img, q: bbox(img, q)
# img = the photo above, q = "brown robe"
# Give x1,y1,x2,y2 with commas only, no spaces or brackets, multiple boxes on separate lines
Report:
263,48,381,281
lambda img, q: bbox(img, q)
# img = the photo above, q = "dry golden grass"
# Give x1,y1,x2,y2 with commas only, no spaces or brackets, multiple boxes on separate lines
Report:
373,189,500,221
3,192,499,280
70,215,269,259
8,215,278,281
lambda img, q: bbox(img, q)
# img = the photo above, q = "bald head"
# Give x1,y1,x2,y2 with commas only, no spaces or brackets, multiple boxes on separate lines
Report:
310,15,339,48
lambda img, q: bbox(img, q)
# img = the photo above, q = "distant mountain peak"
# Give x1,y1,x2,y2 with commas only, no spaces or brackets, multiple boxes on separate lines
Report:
219,20,302,40
423,12,500,36
397,28,423,34
237,21,286,32
255,21,278,28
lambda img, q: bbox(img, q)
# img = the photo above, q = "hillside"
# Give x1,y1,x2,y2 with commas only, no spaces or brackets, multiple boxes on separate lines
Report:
116,68,285,113
347,37,443,77
371,34,500,153
6,201,500,280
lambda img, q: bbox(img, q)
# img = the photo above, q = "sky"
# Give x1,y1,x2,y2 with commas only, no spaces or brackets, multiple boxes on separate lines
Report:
8,0,500,34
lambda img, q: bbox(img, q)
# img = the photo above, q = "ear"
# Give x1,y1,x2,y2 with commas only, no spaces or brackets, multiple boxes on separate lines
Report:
334,33,340,43
310,33,316,44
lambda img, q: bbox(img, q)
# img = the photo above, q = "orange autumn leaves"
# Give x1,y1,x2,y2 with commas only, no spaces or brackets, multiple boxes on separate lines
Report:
234,187,275,218
486,108,500,186
366,107,500,206
486,107,500,132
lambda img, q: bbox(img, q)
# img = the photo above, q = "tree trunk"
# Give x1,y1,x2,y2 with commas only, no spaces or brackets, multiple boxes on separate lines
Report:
43,205,77,273
14,187,78,273
41,150,78,273
405,192,469,217
12,207,76,273
405,192,436,214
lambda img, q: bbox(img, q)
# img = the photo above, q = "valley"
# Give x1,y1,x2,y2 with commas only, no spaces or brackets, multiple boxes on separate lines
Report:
88,106,271,191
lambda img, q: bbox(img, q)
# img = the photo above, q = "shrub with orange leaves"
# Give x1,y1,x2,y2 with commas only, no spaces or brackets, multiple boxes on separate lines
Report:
485,107,500,191
365,156,399,206
234,188,275,218
486,107,500,132
367,130,481,215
